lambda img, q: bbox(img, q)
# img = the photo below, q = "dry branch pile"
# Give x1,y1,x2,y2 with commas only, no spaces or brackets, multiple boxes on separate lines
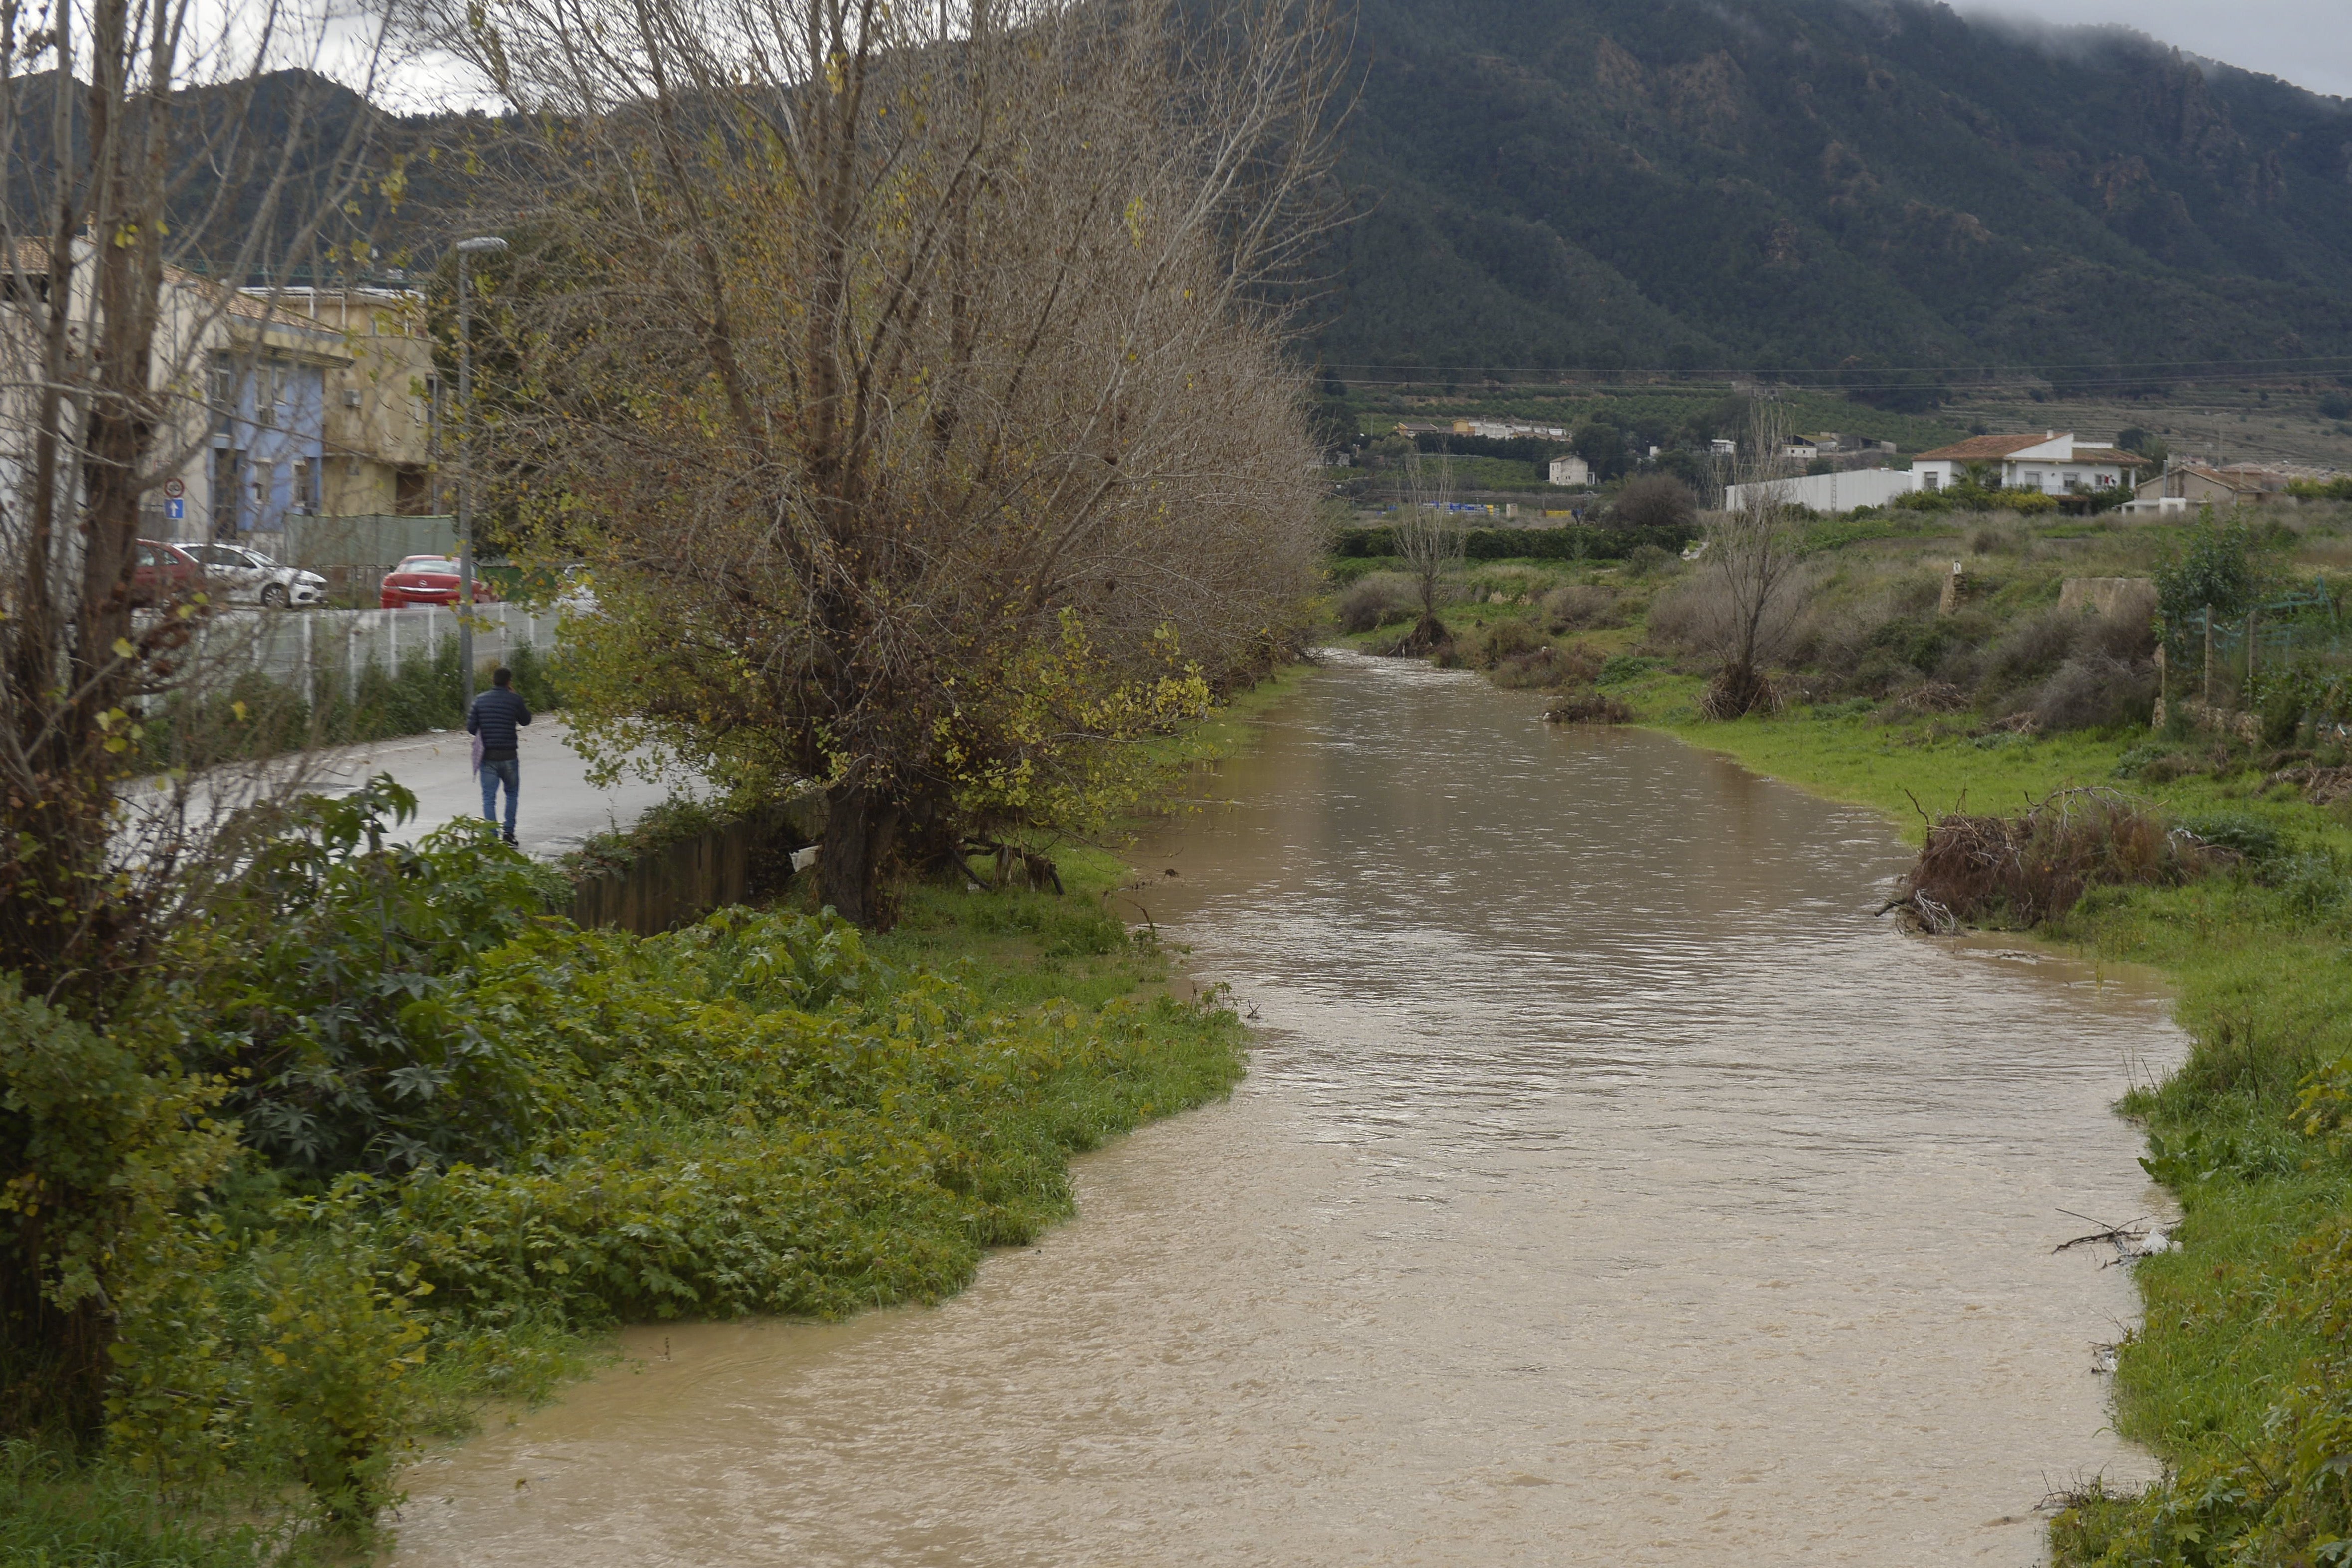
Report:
1884,787,2224,931
1543,687,1633,725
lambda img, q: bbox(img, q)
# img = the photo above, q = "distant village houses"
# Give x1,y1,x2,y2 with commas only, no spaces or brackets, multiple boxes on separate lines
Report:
1548,454,1592,487
1453,417,1567,441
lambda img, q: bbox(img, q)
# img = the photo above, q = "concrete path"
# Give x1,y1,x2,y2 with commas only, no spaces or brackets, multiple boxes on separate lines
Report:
296,719,697,858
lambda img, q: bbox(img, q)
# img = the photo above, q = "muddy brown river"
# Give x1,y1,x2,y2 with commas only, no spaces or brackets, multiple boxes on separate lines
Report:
392,652,2181,1566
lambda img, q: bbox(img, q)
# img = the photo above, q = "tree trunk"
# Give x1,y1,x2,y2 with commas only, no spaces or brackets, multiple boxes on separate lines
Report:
818,781,900,929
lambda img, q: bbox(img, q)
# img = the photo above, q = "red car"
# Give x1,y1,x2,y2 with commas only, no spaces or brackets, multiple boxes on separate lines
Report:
130,538,202,606
380,555,501,610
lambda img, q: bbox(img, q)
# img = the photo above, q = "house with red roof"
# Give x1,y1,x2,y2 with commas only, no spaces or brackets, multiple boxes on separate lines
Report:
1910,431,2149,496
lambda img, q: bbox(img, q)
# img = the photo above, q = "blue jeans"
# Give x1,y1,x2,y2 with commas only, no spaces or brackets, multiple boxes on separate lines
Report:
480,756,520,841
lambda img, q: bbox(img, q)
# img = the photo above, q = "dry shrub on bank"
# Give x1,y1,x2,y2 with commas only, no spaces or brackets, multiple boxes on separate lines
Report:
1885,788,2221,930
1448,616,1548,671
1334,572,1416,634
1492,643,1603,690
1540,584,1622,631
1545,686,1633,724
2031,652,2156,732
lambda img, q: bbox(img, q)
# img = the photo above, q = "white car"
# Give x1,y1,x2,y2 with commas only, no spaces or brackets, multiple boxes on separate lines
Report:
186,542,328,609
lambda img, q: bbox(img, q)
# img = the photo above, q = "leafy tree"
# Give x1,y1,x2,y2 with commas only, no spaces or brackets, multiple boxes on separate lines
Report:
1609,475,1697,533
1574,420,1630,483
459,0,1343,925
2155,508,2261,633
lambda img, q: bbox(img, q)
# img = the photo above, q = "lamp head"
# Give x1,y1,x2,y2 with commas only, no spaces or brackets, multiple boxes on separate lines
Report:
455,236,509,255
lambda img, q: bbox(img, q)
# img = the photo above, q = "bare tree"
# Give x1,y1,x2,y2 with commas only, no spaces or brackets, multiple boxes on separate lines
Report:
1687,400,1808,719
0,0,411,1001
0,0,415,1433
437,0,1348,923
1390,449,1461,654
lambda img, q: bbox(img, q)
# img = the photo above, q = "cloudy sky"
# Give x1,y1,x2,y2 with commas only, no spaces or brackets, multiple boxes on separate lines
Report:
1951,0,2352,99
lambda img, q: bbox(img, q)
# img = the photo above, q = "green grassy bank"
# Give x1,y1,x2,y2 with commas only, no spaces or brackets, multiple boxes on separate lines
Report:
1,789,1255,1566
1332,506,2352,1565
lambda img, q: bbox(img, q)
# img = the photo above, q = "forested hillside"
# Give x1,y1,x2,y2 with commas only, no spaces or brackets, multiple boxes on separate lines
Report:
1312,0,2352,392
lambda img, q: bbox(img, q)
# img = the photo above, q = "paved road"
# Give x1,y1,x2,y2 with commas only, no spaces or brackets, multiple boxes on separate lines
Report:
300,718,696,858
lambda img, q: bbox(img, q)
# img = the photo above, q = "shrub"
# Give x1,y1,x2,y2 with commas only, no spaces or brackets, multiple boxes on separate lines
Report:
1538,584,1620,630
1472,616,1546,669
2175,810,2283,862
180,778,562,1176
2155,510,2259,630
1607,475,1697,533
1333,572,1415,634
1491,643,1601,690
1622,543,1673,578
1983,608,2083,692
2031,653,2156,732
1543,686,1633,723
1886,789,2221,929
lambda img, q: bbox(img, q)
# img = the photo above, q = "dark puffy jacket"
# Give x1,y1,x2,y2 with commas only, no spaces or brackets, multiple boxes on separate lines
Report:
467,687,533,761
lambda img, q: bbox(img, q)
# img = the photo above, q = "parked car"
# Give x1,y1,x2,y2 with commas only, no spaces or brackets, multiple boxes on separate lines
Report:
380,556,502,610
130,539,201,606
185,541,327,608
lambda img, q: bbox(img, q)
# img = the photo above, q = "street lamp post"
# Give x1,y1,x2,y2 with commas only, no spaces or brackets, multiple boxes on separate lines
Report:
454,234,509,709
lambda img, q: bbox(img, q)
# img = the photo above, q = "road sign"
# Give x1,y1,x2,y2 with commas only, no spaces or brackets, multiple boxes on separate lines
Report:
164,498,184,520
163,478,184,499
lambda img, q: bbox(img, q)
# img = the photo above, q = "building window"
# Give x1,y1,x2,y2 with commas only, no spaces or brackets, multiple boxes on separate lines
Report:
209,448,242,537
1923,471,1940,491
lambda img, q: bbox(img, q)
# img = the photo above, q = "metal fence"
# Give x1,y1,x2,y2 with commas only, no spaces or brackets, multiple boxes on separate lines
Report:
2168,579,2352,709
167,603,564,701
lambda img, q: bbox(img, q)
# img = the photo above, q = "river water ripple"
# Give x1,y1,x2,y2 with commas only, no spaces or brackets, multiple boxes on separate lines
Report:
391,651,2181,1567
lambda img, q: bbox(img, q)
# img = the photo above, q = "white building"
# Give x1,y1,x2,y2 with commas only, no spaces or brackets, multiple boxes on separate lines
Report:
1548,454,1592,487
1454,418,1568,441
1721,467,1920,515
1910,432,2144,495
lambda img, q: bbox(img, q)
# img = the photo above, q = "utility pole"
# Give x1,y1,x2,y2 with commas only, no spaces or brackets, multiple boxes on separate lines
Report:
454,235,509,709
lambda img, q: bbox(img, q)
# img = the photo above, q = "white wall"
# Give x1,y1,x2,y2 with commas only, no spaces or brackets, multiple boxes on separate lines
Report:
1721,467,1919,515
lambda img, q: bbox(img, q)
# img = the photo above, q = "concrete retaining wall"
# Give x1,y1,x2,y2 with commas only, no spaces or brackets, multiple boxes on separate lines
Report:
569,788,828,936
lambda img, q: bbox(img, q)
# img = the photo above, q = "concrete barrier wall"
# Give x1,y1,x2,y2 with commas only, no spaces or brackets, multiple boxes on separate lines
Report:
569,788,829,937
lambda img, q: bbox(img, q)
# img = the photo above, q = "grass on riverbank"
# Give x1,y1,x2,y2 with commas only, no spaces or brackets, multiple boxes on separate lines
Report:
2,720,1266,1567
1327,516,2352,1564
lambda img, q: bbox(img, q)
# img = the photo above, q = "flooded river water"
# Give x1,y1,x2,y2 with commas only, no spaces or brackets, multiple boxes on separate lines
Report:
393,652,2182,1567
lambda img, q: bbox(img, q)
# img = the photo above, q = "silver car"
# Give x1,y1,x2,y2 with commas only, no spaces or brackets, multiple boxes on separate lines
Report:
186,542,328,609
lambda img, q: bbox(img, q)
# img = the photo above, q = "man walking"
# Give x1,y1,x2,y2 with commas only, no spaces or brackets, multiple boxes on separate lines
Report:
468,667,533,846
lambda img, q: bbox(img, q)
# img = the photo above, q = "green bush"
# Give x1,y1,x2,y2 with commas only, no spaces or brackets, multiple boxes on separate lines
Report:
178,778,563,1176
2155,510,2259,631
2176,810,2284,864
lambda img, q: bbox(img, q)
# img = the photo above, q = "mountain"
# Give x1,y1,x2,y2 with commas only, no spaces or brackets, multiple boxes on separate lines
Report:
41,1,2352,404
1309,0,2352,397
